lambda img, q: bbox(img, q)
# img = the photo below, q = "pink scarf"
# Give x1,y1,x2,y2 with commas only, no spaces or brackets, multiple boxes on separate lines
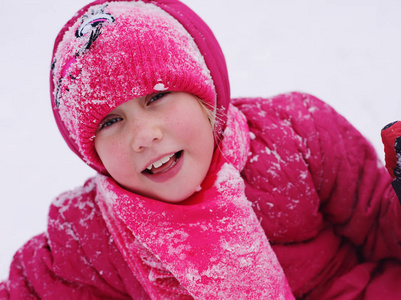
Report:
96,104,293,299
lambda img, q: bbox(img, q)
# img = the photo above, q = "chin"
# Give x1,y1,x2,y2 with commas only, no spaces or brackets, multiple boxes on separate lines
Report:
154,188,198,204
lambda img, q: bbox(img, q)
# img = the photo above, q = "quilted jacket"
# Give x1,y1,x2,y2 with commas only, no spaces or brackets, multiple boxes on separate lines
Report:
1,0,401,297
2,93,400,299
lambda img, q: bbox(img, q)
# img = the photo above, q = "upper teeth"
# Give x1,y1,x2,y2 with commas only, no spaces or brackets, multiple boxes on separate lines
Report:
147,154,174,170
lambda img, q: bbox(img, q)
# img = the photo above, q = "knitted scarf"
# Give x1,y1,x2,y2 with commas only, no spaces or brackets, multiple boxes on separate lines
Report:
96,104,293,299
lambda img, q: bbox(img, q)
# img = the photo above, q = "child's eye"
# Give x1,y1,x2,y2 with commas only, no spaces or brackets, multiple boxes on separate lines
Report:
147,92,170,105
98,116,123,131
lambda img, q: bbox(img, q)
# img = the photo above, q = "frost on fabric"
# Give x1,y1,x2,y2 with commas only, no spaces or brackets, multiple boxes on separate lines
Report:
49,178,98,248
133,239,166,270
214,163,246,198
52,178,96,214
249,155,259,163
237,94,330,245
308,105,319,114
161,230,191,260
153,82,168,91
96,175,118,207
266,144,282,163
220,105,250,171
185,268,201,283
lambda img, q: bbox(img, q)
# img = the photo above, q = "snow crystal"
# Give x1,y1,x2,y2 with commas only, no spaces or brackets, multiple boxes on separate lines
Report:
249,132,256,140
201,263,228,279
214,163,242,193
168,243,190,260
185,268,201,283
266,168,278,178
265,202,274,208
256,102,267,117
239,257,252,268
217,217,230,224
304,147,311,160
249,155,259,163
159,229,190,259
153,83,168,91
78,206,96,227
91,99,109,105
286,199,300,210
270,161,282,170
299,171,308,180
308,106,318,113
265,144,282,162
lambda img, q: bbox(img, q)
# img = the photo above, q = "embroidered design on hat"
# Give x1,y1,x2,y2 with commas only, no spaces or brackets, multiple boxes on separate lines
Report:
75,5,115,55
76,10,115,37
53,4,115,107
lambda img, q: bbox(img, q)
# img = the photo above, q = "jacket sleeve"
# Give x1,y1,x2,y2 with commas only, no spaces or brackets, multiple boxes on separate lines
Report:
234,92,401,262
297,93,401,261
0,178,149,299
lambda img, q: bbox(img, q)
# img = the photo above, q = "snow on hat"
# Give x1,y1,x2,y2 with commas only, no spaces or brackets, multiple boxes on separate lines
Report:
51,1,217,173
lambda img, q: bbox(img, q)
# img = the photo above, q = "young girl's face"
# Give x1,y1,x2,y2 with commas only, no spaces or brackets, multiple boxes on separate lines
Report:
94,92,215,203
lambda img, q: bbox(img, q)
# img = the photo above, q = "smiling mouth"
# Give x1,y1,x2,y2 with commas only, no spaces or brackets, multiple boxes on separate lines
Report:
143,151,183,175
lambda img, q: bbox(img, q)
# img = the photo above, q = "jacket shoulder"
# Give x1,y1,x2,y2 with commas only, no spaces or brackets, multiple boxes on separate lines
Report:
232,91,331,118
47,177,141,298
3,177,143,298
49,177,98,235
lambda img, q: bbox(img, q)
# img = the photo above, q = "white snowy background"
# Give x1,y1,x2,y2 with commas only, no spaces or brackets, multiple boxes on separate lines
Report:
1,0,400,280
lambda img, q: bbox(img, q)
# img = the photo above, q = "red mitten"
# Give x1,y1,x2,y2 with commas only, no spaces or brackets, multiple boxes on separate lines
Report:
381,121,401,204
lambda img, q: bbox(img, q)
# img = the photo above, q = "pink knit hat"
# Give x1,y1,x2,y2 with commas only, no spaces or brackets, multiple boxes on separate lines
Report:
51,0,229,174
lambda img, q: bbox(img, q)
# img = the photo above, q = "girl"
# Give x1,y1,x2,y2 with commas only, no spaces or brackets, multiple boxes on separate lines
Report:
1,0,401,299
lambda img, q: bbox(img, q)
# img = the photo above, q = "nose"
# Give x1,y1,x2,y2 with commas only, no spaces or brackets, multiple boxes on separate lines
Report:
129,117,163,152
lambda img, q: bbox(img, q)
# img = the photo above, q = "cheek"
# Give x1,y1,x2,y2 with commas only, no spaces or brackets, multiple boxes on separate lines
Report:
95,137,126,171
180,114,214,159
172,104,213,144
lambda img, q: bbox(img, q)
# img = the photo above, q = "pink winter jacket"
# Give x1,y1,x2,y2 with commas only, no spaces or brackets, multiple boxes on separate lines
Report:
235,93,401,299
2,0,401,297
1,92,401,299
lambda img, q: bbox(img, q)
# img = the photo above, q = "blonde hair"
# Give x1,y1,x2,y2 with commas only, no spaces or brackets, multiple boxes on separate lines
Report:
197,98,224,145
199,100,216,128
